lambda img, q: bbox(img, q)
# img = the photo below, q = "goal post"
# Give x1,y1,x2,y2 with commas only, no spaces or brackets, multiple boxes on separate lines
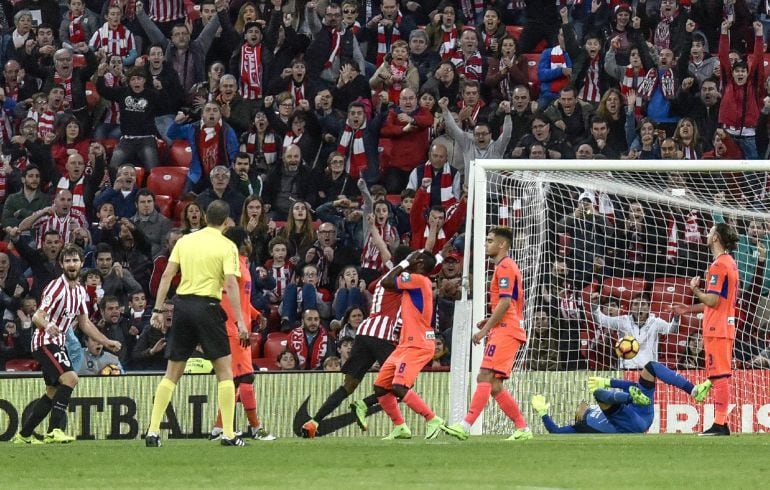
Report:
449,158,770,435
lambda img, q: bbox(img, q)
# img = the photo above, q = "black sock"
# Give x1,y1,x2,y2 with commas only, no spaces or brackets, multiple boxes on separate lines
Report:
363,394,379,408
47,385,74,432
20,395,53,437
314,386,349,422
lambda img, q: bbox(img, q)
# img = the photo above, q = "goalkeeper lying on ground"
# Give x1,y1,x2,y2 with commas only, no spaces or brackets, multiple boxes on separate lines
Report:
532,362,712,434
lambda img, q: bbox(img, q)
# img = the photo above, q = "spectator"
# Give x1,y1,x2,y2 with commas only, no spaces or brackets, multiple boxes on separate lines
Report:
18,189,88,248
79,334,124,375
265,235,293,308
476,7,506,57
130,189,172,258
9,10,34,57
0,251,29,320
96,65,161,172
407,143,462,208
336,101,384,184
363,0,415,66
141,43,185,145
180,201,206,234
323,355,341,371
582,116,622,159
304,2,366,88
594,88,628,154
369,40,419,105
60,0,100,52
675,76,720,153
97,295,132,366
379,87,433,192
240,195,275,266
638,0,692,54
13,2,60,31
277,349,299,370
428,333,450,368
485,35,528,104
126,290,151,338
527,307,561,371
359,199,398,283
557,196,609,287
408,28,440,86
511,112,574,160
410,180,466,254
422,61,461,108
678,332,705,369
1,165,47,229
93,163,139,219
537,27,573,108
132,299,172,370
217,74,256,136
230,22,273,101
280,263,332,327
5,295,37,360
196,165,245,222
54,149,106,218
89,4,139,66
544,85,593,146
304,220,360,290
49,115,91,176
261,145,314,220
4,228,61,299
332,268,370,322
240,109,279,174
169,102,239,193
93,242,143,305
610,200,668,281
449,27,485,83
135,0,221,92
312,152,360,208
336,335,354,366
288,307,330,370
517,0,560,54
149,228,183,300
454,80,491,131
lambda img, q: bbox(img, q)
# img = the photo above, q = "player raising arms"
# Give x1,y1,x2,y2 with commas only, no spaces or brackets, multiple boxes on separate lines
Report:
674,223,740,436
12,244,121,444
531,361,711,434
444,227,532,441
301,246,412,439
373,250,447,440
209,227,276,441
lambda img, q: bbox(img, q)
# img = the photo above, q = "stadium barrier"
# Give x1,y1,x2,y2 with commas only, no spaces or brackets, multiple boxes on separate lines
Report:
0,370,767,440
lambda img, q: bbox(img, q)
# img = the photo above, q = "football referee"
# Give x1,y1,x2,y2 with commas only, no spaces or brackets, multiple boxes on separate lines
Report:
145,200,249,447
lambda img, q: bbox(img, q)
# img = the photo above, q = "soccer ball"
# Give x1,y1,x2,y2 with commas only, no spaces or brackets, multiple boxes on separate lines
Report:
615,335,639,360
100,364,122,376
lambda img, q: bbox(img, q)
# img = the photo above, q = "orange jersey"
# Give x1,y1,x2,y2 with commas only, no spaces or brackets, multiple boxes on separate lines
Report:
395,271,435,348
489,256,526,341
703,253,739,339
221,256,261,335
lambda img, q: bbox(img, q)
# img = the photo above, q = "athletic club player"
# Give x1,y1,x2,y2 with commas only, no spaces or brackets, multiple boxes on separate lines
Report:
443,227,532,441
373,249,447,440
12,244,121,444
209,227,276,441
301,246,411,438
674,223,740,436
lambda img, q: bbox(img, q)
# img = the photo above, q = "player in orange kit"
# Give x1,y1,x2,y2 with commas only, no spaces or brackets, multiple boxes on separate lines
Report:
443,227,531,441
209,227,276,441
373,249,447,440
681,223,739,436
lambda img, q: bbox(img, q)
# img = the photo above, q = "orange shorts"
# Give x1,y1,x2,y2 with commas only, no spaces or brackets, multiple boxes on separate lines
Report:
704,336,734,378
374,345,434,390
480,333,523,379
227,329,253,378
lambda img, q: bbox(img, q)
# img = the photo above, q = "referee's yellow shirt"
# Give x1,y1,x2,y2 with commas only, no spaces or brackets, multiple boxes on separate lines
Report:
169,227,240,300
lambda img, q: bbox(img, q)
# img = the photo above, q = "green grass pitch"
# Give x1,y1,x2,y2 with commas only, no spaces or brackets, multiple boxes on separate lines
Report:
1,435,765,489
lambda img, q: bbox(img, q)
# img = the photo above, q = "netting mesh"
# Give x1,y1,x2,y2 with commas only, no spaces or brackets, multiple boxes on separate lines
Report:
475,168,770,434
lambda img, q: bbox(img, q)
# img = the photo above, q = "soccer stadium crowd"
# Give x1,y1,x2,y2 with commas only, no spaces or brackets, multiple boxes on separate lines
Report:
0,0,769,374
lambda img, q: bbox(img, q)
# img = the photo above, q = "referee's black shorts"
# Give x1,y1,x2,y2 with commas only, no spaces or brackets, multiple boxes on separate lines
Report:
341,335,396,380
167,295,230,362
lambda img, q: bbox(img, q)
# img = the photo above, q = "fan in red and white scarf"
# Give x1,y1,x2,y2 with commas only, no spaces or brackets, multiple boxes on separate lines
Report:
243,130,277,165
387,58,409,104
450,29,484,82
580,54,602,104
239,23,264,100
289,324,329,370
455,96,485,130
101,71,122,125
67,10,88,44
375,9,403,65
54,73,73,104
360,219,399,272
422,161,457,208
282,130,302,155
324,26,343,69
621,65,645,118
637,67,676,101
56,174,87,217
439,23,459,61
460,0,484,26
89,7,136,58
197,120,222,177
337,121,367,179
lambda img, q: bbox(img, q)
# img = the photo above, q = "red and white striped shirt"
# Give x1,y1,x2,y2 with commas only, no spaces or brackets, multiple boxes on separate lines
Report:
102,72,121,124
269,262,293,301
356,278,401,342
31,275,89,351
360,222,398,271
32,210,88,248
89,23,136,58
149,0,185,23
580,57,601,103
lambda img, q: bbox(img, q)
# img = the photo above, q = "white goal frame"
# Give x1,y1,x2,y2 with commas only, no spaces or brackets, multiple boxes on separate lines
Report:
449,158,770,435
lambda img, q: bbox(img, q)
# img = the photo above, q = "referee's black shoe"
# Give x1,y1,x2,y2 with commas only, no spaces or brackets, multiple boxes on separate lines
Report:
145,432,162,447
221,435,246,447
699,423,730,436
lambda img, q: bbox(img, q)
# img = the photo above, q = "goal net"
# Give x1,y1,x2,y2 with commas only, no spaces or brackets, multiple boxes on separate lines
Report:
458,160,770,435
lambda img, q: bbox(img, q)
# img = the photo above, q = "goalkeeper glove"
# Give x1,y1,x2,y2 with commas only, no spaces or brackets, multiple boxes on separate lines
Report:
530,394,550,417
587,376,610,393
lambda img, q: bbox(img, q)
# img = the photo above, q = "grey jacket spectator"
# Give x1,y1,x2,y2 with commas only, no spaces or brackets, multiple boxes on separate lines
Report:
130,190,172,259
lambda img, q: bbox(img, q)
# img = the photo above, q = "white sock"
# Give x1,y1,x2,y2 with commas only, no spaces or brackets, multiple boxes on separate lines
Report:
461,421,472,432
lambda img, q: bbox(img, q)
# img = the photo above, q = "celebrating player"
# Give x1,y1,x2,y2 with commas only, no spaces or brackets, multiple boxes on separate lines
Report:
12,244,121,444
443,227,532,441
373,250,447,440
531,361,712,434
146,201,249,447
208,227,275,441
674,223,740,436
301,246,411,439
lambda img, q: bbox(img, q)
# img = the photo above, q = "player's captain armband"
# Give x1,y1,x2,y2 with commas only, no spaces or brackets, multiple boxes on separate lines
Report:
499,277,509,288
400,272,411,282
425,331,435,340
728,317,736,325
709,274,718,285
